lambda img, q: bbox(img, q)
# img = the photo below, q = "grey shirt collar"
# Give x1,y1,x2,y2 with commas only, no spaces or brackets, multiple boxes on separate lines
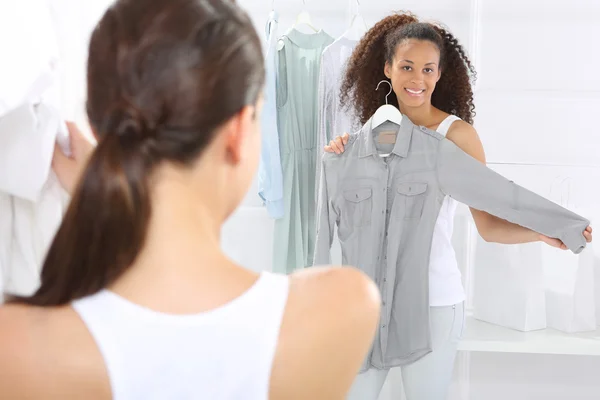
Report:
358,116,414,159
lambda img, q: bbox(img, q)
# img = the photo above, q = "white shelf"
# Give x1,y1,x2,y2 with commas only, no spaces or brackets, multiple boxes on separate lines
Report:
458,315,600,356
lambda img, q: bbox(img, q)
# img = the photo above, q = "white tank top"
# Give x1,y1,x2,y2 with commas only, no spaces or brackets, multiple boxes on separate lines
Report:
429,115,466,306
72,271,290,400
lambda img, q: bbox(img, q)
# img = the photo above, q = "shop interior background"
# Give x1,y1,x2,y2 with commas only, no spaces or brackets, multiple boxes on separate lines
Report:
7,0,600,399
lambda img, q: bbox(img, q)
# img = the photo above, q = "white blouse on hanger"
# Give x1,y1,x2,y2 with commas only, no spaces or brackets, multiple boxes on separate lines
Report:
315,37,361,199
0,0,71,300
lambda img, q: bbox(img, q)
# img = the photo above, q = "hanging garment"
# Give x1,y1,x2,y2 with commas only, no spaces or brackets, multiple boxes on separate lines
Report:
0,103,70,298
0,194,11,302
72,271,290,400
314,116,590,371
257,10,284,219
0,0,70,299
0,0,60,117
273,29,334,274
315,37,361,201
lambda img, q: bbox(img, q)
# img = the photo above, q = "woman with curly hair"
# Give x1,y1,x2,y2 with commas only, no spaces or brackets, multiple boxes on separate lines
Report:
325,11,592,400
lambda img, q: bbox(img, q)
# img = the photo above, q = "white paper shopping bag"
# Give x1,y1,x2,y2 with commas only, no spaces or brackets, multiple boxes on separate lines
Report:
543,241,595,333
473,238,547,332
543,177,596,333
595,250,600,326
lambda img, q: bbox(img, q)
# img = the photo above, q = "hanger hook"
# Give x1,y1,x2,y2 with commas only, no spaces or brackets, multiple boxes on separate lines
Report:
376,80,393,105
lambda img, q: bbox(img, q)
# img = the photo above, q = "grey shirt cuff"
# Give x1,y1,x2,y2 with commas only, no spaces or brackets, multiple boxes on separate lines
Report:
560,222,590,254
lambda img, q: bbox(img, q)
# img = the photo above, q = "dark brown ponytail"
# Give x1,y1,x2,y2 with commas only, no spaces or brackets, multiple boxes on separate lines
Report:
10,0,264,306
26,128,155,305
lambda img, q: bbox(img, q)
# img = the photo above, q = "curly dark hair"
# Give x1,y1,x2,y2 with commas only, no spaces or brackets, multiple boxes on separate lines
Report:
340,11,477,125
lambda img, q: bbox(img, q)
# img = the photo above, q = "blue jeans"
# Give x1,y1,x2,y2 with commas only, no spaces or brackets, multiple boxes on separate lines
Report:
347,302,465,400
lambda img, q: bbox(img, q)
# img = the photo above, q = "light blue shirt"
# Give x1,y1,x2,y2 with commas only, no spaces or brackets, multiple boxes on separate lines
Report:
258,11,284,219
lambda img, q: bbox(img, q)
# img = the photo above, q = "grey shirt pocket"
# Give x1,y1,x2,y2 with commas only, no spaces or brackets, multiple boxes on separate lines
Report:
343,187,373,227
395,181,428,219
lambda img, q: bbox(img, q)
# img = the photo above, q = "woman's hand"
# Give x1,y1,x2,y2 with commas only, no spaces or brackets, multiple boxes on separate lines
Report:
324,132,350,154
52,122,95,195
540,225,593,250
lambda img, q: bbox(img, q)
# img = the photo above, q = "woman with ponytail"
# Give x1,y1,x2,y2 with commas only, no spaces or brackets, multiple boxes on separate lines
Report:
0,0,381,398
325,11,592,400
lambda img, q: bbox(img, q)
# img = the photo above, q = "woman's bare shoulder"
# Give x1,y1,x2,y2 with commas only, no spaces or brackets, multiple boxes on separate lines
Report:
0,304,111,399
269,266,381,399
283,266,381,325
289,265,379,299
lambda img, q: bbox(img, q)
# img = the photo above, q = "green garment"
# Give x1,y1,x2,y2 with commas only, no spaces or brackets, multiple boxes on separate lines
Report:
274,28,334,274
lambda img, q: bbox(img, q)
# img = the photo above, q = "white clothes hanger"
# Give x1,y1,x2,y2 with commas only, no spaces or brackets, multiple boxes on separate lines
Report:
341,0,367,41
292,0,320,33
372,80,402,129
372,80,402,158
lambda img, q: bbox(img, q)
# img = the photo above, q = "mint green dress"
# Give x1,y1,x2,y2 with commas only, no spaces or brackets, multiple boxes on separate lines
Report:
274,29,334,274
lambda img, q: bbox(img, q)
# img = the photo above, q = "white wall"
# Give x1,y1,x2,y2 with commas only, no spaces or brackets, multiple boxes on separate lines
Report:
44,0,600,398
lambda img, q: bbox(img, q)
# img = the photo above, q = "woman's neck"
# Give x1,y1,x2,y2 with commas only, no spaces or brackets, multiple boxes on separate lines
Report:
397,101,440,127
111,178,231,291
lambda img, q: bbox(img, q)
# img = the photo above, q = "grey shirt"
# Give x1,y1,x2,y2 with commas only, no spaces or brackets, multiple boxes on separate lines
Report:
314,116,590,371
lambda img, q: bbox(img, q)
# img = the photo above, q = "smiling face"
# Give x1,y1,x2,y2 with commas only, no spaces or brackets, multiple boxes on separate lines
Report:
384,39,442,109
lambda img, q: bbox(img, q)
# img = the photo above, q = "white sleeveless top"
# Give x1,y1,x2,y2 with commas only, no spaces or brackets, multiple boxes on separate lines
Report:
429,115,466,306
72,271,290,400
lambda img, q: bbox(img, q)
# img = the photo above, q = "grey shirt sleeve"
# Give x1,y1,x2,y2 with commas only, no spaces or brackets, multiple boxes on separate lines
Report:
436,138,590,254
314,156,337,265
